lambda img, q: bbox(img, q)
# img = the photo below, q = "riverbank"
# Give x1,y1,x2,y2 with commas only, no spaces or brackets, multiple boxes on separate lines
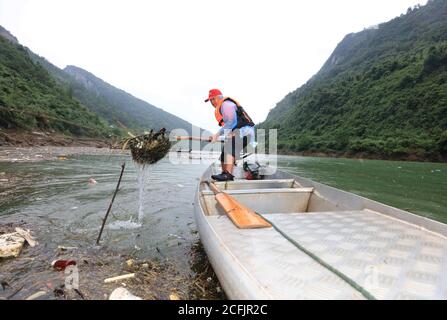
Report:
0,146,127,162
0,128,125,162
3,129,445,163
0,129,112,148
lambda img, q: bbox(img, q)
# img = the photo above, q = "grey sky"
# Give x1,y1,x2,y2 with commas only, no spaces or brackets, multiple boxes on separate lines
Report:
0,0,427,132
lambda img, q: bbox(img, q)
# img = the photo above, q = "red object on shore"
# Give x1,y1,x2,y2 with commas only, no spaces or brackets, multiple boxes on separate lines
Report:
52,260,76,271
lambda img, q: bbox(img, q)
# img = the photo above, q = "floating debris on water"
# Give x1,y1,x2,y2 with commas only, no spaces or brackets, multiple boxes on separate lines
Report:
15,228,37,247
126,259,135,267
109,287,142,300
25,291,47,300
107,220,142,230
104,273,135,283
0,233,25,258
57,246,78,251
169,233,185,240
0,227,36,258
51,259,77,271
169,293,180,300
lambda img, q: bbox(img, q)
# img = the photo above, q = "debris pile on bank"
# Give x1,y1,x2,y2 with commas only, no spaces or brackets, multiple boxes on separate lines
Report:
0,227,37,258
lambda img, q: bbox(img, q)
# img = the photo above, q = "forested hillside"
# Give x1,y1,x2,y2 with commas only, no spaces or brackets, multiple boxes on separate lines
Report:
259,0,447,161
63,65,193,133
0,31,110,137
1,25,196,139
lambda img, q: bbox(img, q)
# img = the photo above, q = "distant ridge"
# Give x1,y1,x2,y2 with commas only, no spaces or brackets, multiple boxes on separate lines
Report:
0,25,18,44
63,65,194,133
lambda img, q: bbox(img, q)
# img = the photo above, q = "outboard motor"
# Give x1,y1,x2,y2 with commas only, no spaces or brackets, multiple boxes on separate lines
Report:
243,161,262,180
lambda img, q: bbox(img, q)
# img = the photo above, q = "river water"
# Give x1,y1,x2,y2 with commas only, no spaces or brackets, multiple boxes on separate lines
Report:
277,156,447,224
0,150,446,299
0,151,219,299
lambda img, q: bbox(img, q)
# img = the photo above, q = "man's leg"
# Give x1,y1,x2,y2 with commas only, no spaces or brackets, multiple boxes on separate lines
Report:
223,133,246,175
224,135,237,174
220,151,225,173
224,154,235,174
211,137,236,181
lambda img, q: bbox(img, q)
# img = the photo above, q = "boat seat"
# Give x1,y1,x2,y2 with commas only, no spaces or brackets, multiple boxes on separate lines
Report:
201,187,313,195
212,179,302,190
201,187,314,215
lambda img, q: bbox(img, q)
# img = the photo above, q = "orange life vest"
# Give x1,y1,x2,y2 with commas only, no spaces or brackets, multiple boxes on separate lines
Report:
214,97,255,129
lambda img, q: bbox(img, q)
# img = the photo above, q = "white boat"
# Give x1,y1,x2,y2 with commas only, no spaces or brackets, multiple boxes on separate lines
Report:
194,162,447,300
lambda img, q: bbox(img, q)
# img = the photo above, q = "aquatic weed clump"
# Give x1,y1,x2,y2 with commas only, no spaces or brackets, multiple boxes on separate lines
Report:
122,128,171,165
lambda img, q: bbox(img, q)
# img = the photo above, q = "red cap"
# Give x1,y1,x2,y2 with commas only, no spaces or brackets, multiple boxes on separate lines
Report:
204,89,222,102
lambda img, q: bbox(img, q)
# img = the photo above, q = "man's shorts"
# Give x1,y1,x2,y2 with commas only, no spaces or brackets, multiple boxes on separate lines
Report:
220,131,248,163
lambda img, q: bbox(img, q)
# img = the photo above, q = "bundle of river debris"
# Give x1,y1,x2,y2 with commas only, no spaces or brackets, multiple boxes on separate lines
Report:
122,128,171,165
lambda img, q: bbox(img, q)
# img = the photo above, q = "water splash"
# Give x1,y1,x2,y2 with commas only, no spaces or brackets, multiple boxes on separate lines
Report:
135,163,150,222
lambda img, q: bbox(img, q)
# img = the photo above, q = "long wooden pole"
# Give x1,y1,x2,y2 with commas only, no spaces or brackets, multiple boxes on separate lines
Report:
176,136,212,142
96,162,126,245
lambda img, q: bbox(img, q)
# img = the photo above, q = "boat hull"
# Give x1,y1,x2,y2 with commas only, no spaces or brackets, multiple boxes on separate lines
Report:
194,163,447,300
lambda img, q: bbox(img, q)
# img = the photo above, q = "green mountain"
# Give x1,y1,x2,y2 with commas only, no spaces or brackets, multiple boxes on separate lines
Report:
259,0,447,161
25,46,194,134
0,26,110,137
62,65,193,133
1,25,197,138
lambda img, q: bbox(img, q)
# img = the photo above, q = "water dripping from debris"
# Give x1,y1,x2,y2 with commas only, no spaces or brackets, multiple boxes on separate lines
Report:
135,162,150,223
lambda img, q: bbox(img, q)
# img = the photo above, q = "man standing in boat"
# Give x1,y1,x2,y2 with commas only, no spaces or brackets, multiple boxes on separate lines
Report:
205,89,256,181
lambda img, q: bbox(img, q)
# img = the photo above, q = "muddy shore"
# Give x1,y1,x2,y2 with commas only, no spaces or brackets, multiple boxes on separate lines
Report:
0,129,125,162
0,129,113,148
0,146,128,163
